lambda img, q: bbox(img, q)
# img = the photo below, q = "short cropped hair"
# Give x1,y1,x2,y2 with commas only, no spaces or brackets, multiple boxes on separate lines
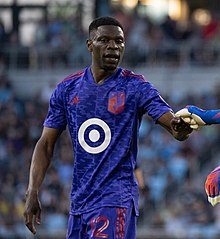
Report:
89,16,123,36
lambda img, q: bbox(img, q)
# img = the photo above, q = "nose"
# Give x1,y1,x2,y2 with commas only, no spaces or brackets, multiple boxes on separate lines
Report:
107,40,118,49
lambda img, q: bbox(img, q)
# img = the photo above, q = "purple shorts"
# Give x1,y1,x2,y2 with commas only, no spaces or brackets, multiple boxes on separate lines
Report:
66,202,136,239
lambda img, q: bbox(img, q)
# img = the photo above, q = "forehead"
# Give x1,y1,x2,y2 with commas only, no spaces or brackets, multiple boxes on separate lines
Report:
92,25,124,38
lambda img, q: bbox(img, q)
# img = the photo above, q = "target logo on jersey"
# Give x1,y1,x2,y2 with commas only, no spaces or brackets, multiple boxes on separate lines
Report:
78,118,111,154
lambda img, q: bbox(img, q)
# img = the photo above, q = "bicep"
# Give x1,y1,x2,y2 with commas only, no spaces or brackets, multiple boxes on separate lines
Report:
41,126,63,143
36,127,63,156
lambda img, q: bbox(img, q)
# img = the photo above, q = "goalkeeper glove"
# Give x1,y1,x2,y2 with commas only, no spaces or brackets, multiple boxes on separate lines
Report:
205,166,220,206
175,105,220,129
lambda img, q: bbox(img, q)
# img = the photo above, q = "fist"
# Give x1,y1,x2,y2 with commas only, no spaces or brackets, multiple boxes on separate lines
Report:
175,106,207,130
205,166,220,206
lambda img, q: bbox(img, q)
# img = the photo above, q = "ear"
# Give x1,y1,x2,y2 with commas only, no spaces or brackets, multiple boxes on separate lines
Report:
87,39,93,52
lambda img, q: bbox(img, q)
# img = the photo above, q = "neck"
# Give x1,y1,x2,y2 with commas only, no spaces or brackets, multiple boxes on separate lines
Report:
90,65,116,84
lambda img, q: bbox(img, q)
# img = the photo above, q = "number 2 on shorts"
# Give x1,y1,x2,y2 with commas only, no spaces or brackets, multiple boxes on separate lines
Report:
91,216,109,238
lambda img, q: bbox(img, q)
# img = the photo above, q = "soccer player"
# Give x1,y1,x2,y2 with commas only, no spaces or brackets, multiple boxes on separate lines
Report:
23,16,193,239
175,105,220,206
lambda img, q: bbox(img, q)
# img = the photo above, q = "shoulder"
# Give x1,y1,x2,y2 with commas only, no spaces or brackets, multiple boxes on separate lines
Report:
50,69,85,98
120,68,153,89
120,68,150,85
121,69,145,81
57,69,85,88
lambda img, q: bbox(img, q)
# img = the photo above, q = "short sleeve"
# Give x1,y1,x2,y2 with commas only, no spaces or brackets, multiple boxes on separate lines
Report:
43,83,67,130
138,80,172,122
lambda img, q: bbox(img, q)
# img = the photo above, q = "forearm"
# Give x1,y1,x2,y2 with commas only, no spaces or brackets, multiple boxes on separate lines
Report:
202,109,220,124
27,139,53,193
158,111,192,141
134,168,145,190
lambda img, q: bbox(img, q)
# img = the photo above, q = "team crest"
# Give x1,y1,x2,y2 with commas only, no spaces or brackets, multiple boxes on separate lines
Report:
108,91,125,114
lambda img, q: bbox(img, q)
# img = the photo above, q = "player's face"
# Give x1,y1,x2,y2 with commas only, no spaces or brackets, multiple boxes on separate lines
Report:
87,25,125,71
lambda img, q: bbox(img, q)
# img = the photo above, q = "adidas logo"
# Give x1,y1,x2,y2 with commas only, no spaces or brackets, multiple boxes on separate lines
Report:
70,96,80,104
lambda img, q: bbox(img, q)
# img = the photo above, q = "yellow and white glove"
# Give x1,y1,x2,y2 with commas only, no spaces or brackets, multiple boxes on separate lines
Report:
205,166,220,206
175,109,200,130
175,104,220,129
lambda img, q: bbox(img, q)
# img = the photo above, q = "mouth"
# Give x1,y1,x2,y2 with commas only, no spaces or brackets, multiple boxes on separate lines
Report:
104,54,120,63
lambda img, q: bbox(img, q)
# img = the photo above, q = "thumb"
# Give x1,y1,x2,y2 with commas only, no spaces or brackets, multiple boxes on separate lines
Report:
175,108,191,118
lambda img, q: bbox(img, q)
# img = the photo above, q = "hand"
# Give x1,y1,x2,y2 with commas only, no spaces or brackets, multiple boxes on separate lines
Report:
175,105,209,129
171,117,193,132
205,166,220,206
23,190,41,234
170,117,193,141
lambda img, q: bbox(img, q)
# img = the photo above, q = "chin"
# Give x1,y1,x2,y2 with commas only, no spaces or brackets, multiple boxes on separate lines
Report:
103,64,118,71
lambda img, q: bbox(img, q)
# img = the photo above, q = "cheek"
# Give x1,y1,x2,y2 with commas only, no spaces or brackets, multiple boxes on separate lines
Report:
120,46,125,53
92,50,100,60
93,47,104,59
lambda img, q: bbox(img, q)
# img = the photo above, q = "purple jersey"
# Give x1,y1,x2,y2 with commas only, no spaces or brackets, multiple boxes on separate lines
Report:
44,67,172,215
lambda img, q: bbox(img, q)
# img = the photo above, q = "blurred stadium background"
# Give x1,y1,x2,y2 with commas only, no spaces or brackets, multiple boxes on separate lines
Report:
1,0,220,238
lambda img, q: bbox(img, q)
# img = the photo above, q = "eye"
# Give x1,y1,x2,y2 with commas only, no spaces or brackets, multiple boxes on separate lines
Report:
99,38,109,43
116,39,124,44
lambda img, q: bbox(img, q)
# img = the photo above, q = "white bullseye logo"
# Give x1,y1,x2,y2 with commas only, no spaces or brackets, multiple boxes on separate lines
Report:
78,118,111,154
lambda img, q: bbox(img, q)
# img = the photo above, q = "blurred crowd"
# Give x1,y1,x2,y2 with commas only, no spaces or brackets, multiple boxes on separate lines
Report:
1,69,220,238
1,9,220,69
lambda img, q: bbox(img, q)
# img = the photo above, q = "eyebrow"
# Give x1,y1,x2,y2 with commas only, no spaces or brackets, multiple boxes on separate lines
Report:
96,34,124,40
98,35,123,38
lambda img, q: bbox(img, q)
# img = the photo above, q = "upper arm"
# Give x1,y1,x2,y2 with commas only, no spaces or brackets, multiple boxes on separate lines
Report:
43,83,67,130
36,127,63,156
137,81,172,122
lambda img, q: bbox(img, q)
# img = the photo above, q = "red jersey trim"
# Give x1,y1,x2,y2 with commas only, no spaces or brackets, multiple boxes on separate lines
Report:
58,70,85,85
121,69,146,82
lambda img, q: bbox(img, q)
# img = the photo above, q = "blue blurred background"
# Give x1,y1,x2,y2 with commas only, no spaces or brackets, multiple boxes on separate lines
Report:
1,0,220,238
